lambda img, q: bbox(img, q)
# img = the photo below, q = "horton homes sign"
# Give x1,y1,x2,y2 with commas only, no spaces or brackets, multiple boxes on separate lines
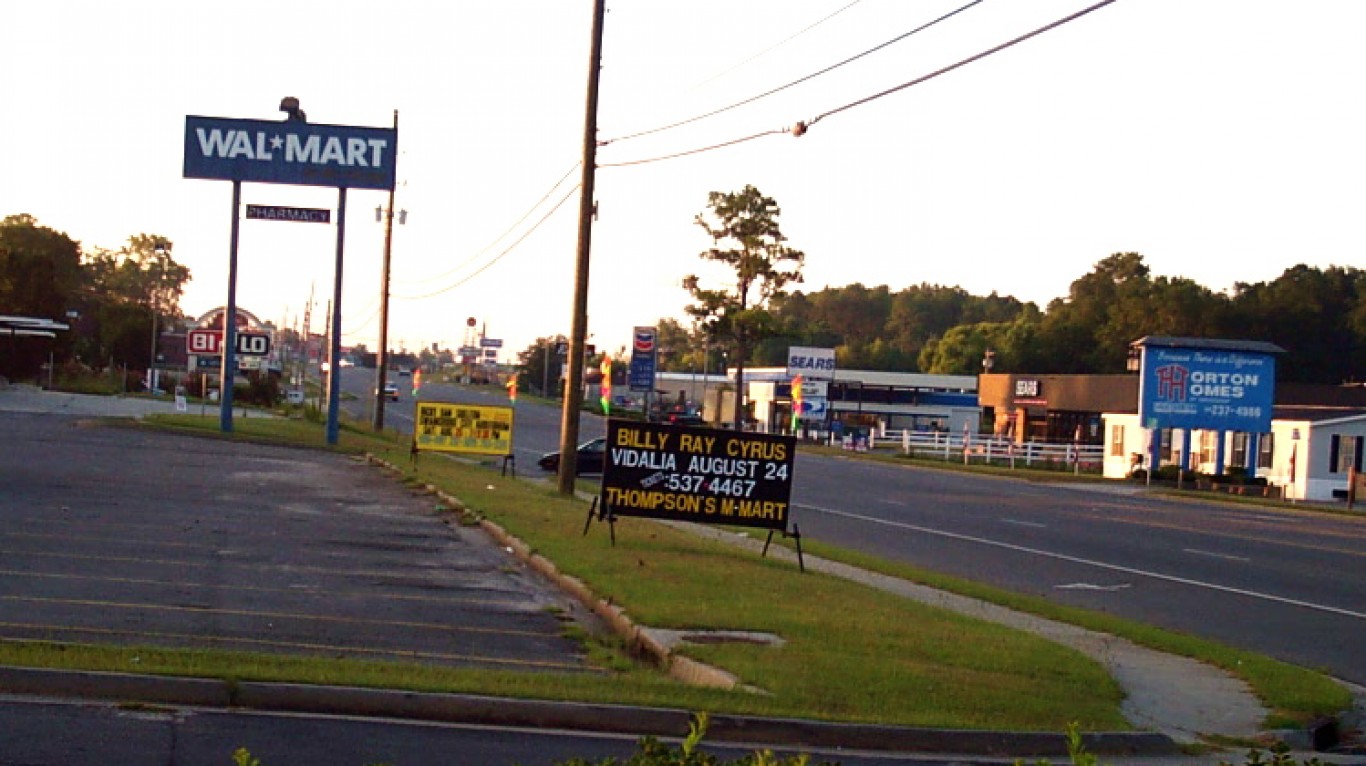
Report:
184,116,397,190
1135,336,1283,434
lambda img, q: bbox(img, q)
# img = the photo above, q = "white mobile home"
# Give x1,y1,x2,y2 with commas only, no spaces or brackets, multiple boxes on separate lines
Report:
1102,407,1366,502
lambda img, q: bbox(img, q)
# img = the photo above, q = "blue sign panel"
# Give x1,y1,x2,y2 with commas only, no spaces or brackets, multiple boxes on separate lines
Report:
1138,346,1275,432
628,326,657,392
184,116,397,190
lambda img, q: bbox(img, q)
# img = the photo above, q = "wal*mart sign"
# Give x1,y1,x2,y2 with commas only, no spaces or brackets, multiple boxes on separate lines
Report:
602,420,795,532
184,116,397,190
1138,347,1275,433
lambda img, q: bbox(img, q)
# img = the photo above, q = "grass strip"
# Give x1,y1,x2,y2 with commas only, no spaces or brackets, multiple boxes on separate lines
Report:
5,413,1128,731
18,412,1349,730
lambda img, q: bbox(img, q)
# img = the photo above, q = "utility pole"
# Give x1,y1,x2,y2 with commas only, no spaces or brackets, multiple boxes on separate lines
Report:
557,0,606,495
374,109,399,431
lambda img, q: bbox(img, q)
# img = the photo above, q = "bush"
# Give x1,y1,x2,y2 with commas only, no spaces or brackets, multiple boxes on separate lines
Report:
233,373,282,407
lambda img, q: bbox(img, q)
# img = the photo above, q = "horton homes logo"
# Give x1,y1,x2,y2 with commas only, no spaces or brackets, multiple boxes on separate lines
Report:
1156,364,1262,402
184,116,397,191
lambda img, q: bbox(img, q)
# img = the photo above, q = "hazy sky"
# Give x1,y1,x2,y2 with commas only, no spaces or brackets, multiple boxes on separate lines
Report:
4,1,1363,360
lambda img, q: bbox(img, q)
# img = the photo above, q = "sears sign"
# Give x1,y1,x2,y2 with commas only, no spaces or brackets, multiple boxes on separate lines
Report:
1138,345,1276,433
786,346,836,380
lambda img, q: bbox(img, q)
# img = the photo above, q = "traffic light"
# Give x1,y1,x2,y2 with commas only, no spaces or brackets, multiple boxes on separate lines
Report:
791,375,803,432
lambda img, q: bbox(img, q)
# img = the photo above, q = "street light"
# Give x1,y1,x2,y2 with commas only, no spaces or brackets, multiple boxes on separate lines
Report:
147,240,171,394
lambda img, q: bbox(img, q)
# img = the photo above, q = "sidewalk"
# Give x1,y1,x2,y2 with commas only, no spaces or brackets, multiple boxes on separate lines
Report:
0,384,263,419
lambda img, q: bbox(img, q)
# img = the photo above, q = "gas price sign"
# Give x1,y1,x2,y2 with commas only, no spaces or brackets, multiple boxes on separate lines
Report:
601,420,796,531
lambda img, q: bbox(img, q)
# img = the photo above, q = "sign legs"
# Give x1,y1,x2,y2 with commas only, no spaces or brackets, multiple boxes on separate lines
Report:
325,187,347,445
220,180,241,433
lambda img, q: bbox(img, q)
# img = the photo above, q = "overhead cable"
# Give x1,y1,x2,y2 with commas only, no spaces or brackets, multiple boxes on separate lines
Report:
808,0,1117,127
598,0,985,146
394,183,581,301
601,0,1117,168
392,161,581,287
689,0,863,91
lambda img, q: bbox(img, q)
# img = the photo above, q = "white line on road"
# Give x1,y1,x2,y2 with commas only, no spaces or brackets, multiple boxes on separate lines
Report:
1002,518,1048,529
793,502,1366,621
1183,548,1252,563
1056,582,1131,591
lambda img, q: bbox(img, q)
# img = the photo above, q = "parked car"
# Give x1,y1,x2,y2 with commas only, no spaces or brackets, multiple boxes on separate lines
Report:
538,437,607,474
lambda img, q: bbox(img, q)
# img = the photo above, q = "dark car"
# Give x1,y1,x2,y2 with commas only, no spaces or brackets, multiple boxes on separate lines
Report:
662,411,705,427
538,437,607,474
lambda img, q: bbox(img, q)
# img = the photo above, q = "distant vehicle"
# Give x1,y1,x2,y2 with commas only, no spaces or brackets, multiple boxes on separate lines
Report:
538,437,607,474
379,382,400,402
662,411,705,427
397,368,411,377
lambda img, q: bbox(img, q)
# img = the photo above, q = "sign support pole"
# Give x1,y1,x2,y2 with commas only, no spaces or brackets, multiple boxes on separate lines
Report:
326,188,347,445
220,179,241,433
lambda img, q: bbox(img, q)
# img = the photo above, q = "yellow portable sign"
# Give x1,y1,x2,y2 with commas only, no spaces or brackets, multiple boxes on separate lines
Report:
413,402,513,456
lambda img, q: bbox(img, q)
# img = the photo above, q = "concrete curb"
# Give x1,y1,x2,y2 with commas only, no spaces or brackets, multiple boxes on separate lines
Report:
0,665,1178,757
366,454,743,692
350,454,1182,757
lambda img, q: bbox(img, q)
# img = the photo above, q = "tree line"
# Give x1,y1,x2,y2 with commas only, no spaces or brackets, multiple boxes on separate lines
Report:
747,252,1365,384
0,214,190,380
515,187,1363,390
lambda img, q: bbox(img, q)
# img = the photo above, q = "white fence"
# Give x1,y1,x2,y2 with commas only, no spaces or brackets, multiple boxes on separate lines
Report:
870,429,1105,471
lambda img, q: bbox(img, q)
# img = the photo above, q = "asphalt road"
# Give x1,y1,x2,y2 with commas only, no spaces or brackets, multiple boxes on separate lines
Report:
786,453,1366,685
0,695,990,766
390,382,1365,686
337,368,608,470
0,408,599,673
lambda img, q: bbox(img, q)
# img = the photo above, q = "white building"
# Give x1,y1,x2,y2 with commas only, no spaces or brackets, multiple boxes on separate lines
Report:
740,368,979,436
1102,407,1366,502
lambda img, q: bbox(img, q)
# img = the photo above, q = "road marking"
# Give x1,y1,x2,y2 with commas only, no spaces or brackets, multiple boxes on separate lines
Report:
1002,519,1048,529
793,502,1366,621
0,595,559,638
1183,548,1251,563
0,568,535,607
1056,583,1131,591
0,620,585,671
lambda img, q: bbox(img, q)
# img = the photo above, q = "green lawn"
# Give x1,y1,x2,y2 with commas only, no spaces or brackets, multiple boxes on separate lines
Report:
4,412,1346,732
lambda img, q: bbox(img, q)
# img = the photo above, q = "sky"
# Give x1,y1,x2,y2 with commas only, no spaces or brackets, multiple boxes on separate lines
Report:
4,1,1364,362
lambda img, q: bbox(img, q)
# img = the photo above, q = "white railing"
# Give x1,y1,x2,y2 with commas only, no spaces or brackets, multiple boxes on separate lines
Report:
870,429,1105,471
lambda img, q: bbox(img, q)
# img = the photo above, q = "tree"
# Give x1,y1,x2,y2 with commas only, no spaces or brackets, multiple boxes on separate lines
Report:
684,186,804,429
1230,265,1366,383
0,215,84,377
516,335,566,396
81,234,190,370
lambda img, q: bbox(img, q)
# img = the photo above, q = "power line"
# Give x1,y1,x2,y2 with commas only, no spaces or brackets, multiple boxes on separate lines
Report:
599,0,1117,168
598,129,789,168
341,300,381,338
391,161,581,287
598,0,985,146
809,0,1117,127
393,183,581,301
689,1,863,91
